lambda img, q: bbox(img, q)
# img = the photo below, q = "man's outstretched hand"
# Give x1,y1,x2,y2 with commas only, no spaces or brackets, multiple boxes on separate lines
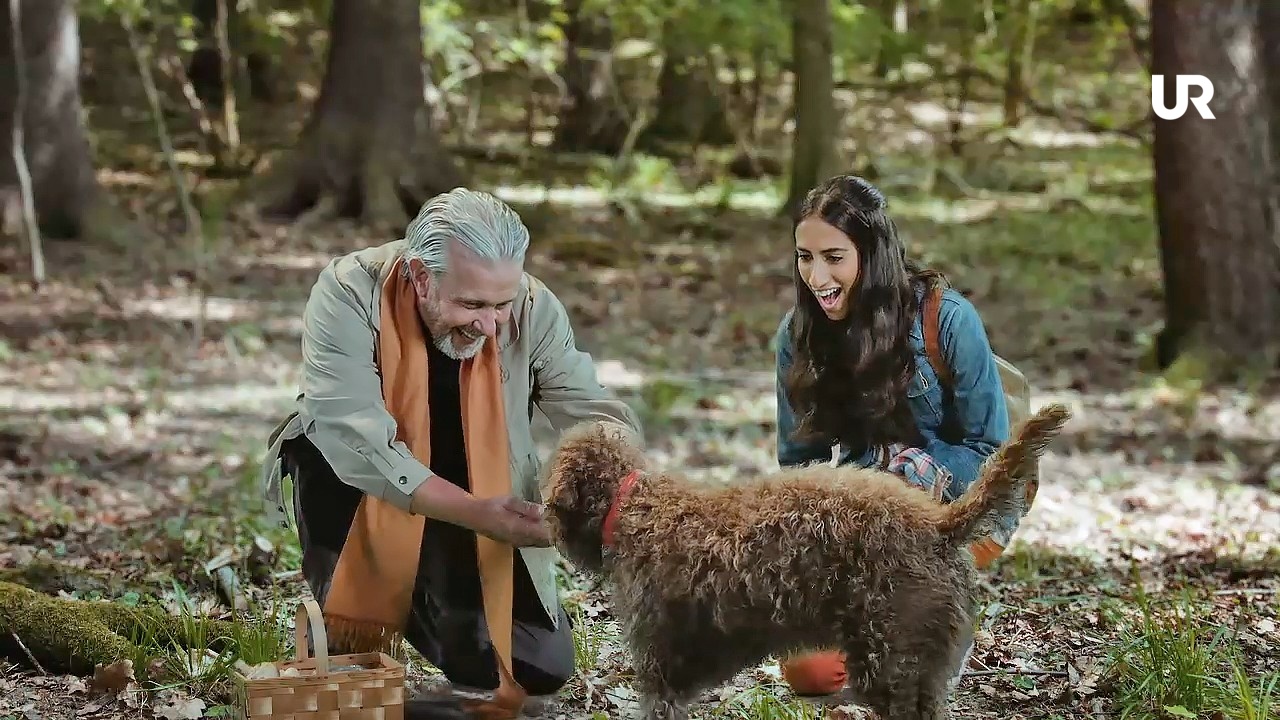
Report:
409,474,552,547
473,495,552,548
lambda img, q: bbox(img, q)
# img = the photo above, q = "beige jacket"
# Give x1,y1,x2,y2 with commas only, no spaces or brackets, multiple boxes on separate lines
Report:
259,239,642,628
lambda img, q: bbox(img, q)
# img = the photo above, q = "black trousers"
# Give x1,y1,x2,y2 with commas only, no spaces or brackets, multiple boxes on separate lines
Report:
279,435,575,695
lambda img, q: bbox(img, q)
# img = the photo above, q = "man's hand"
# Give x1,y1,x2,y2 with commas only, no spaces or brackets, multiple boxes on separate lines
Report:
472,495,552,548
409,475,552,547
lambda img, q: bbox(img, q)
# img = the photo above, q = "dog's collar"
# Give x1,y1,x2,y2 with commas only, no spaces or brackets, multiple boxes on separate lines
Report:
601,469,642,549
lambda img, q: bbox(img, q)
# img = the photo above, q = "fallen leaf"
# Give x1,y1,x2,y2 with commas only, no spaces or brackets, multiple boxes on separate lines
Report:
119,686,145,710
76,697,108,716
89,659,134,695
154,691,207,720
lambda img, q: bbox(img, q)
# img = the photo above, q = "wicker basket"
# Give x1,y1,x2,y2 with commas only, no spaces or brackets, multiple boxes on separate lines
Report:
231,599,406,720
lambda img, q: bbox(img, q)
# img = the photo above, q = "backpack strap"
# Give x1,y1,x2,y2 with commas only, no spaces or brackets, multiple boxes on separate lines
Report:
922,284,953,392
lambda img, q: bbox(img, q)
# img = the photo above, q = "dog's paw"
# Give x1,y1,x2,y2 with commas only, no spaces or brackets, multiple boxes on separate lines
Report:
637,695,689,720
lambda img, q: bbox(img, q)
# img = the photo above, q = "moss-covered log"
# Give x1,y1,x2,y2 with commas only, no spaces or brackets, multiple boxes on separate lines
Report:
0,581,240,676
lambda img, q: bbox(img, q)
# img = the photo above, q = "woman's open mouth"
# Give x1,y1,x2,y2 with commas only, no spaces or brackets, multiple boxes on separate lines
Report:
814,286,842,310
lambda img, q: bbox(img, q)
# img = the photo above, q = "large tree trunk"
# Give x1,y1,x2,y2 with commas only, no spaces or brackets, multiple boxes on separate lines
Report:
779,0,837,217
551,0,630,155
638,34,733,151
261,0,465,230
0,0,118,241
1151,0,1280,376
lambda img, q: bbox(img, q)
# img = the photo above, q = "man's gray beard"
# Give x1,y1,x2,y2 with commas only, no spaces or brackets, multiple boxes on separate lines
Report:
433,330,486,360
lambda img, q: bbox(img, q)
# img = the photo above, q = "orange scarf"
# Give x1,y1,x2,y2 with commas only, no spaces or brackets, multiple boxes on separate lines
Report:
320,257,525,717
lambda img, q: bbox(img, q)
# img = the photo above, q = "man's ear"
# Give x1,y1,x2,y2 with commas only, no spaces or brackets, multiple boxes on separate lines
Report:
407,259,434,298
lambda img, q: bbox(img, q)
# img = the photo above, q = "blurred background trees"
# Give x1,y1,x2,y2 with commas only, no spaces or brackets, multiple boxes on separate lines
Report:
2,6,1279,713
1,0,1277,379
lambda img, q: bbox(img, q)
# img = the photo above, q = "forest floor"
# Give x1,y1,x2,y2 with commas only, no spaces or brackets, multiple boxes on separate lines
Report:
1,126,1278,720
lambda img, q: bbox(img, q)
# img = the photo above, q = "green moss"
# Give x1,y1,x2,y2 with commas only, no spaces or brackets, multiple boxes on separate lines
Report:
0,580,138,675
0,581,241,676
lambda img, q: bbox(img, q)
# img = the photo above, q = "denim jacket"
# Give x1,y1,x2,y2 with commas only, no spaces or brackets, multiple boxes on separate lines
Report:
774,287,1010,497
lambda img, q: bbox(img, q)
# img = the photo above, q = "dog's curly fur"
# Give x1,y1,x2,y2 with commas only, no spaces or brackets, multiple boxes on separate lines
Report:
543,404,1072,720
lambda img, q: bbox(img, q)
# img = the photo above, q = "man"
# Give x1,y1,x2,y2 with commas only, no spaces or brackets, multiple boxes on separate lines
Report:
258,188,643,717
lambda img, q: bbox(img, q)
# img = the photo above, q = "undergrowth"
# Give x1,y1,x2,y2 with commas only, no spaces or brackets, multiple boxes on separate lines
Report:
1105,575,1279,720
116,580,291,713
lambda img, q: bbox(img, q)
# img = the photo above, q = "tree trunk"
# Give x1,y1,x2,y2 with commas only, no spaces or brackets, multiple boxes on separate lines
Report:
0,0,119,241
551,0,630,155
639,38,733,150
780,0,837,217
186,0,274,108
873,0,909,78
260,0,465,230
1151,0,1280,376
1001,0,1040,127
1262,2,1280,182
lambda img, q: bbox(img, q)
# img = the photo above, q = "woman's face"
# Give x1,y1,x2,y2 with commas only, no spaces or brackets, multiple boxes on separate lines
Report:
795,216,860,321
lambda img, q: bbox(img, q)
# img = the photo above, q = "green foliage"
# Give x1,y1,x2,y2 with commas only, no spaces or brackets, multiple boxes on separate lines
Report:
568,602,608,671
706,685,823,720
1106,579,1279,720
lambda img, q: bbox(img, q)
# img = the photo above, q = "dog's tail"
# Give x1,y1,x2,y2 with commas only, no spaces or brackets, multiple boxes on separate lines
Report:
935,402,1072,546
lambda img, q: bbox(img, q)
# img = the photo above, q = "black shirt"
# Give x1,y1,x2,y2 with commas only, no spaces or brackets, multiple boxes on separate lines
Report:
421,336,483,607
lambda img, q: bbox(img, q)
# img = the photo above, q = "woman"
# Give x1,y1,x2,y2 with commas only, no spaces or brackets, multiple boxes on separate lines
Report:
773,174,1015,696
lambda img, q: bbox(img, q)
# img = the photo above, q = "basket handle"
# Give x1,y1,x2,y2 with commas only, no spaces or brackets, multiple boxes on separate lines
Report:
294,599,330,675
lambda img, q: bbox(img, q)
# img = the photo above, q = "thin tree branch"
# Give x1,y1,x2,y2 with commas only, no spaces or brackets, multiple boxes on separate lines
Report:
214,0,239,153
8,0,45,286
119,9,208,356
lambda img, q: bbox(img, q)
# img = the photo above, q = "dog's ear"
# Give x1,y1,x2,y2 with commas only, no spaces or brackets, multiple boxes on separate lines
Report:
543,469,575,513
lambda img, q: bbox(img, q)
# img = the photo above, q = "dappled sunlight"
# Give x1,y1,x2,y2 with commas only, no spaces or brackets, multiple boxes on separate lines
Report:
1008,123,1113,149
124,295,304,336
492,183,782,212
126,295,264,323
96,169,158,189
890,191,1148,225
230,251,336,273
590,359,648,389
1018,452,1279,564
904,100,997,128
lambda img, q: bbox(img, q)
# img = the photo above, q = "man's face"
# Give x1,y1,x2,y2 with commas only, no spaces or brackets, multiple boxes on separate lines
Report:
410,244,524,360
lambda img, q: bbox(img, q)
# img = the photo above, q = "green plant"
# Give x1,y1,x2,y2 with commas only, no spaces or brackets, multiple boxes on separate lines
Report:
1105,579,1274,720
706,684,822,720
570,601,609,671
1215,651,1279,720
229,590,290,666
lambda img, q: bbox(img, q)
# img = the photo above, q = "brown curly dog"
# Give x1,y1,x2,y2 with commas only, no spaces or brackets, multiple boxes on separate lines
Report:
543,403,1071,720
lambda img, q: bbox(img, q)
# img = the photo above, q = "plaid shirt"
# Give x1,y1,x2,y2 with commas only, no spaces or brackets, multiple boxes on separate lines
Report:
874,444,1018,548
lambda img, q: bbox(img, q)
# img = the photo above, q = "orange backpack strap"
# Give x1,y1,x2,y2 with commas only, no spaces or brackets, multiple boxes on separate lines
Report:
922,284,953,391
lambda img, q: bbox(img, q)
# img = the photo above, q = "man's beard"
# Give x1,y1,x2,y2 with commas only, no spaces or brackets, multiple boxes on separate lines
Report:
433,328,485,360
421,291,486,360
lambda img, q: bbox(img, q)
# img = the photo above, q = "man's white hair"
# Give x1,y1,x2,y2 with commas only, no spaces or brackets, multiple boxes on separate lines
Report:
402,188,530,276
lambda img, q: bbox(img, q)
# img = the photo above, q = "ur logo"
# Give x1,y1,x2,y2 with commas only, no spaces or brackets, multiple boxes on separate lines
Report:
1151,74,1215,120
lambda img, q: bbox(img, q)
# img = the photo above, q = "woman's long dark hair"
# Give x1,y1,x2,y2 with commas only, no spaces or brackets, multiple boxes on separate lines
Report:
783,175,947,454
